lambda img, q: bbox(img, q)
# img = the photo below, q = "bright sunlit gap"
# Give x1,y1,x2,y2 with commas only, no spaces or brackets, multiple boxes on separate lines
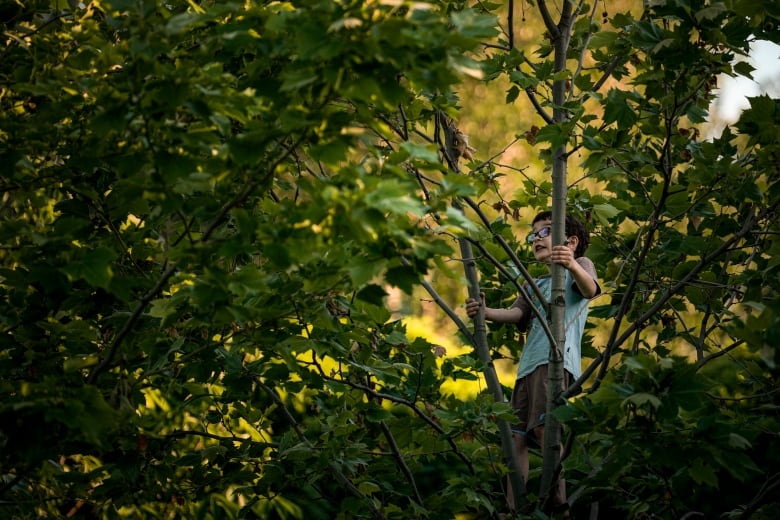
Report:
708,39,780,138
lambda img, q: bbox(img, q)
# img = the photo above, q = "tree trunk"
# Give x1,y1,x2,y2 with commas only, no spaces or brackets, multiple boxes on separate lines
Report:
439,111,526,510
459,238,526,510
539,0,574,509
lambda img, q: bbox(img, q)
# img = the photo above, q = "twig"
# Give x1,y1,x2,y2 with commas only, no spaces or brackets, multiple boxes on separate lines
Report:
87,264,178,383
379,421,424,506
252,375,386,520
88,132,308,382
311,353,476,475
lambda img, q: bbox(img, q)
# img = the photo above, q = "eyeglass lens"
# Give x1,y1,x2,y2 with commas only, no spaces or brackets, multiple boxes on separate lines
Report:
526,226,552,243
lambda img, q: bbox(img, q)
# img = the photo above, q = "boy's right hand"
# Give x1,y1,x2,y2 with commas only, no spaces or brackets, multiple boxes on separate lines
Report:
465,294,484,318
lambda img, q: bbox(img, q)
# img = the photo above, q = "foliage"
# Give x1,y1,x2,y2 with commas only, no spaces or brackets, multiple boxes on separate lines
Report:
0,0,500,517
0,0,778,519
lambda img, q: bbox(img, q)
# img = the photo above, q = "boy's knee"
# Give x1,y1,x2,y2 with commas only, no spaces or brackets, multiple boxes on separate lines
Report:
512,431,529,449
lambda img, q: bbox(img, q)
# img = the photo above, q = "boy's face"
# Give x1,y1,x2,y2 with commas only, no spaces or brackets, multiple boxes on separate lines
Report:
530,219,554,263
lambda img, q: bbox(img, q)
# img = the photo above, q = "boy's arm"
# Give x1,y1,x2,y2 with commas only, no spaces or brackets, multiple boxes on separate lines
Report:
567,258,600,299
550,246,600,299
465,297,525,324
485,305,524,323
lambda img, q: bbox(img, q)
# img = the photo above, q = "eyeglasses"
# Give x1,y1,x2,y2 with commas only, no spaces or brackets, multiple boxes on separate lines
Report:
526,226,552,243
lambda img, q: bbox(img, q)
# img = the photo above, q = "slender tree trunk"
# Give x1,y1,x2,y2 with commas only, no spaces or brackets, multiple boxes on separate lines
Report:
539,0,574,508
438,112,526,510
459,238,526,510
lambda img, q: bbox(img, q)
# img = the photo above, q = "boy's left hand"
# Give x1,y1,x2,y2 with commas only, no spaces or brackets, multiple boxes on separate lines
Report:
550,245,575,270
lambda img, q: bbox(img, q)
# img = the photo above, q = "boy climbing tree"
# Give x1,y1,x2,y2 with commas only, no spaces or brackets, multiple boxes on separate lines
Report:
467,210,601,516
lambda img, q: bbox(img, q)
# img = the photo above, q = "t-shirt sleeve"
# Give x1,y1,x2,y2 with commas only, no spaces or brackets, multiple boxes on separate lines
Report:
510,285,533,332
573,256,601,298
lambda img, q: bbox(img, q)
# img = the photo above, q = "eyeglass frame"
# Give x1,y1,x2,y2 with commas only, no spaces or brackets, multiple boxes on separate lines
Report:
526,225,553,244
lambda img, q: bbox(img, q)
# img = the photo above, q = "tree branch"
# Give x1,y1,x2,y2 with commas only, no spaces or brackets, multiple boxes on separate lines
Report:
87,263,178,384
88,134,307,383
252,375,386,520
311,355,476,475
379,420,424,507
438,112,526,508
537,0,561,38
610,206,762,351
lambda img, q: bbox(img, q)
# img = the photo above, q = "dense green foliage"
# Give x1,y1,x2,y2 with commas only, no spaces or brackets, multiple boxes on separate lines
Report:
1,0,778,518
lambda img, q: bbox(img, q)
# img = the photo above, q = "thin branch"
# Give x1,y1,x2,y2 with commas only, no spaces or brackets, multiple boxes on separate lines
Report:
166,429,277,446
524,80,554,125
694,252,733,361
311,355,476,475
591,55,627,93
537,0,560,38
737,472,780,519
479,0,514,51
507,0,515,48
589,199,779,389
706,386,780,402
252,375,386,520
465,236,555,344
567,0,601,104
609,205,764,351
88,133,308,382
696,339,745,369
438,111,527,509
1,10,69,61
410,258,474,344
203,134,307,242
582,187,666,394
87,264,178,384
379,421,424,507
88,195,148,276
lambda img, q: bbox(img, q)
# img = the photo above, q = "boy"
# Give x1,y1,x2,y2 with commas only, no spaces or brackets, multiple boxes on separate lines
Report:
466,210,601,513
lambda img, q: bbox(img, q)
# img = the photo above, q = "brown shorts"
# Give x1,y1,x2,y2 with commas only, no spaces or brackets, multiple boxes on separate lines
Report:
510,364,570,434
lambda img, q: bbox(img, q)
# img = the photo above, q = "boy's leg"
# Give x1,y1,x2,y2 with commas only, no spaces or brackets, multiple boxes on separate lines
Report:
507,378,530,512
508,366,570,513
532,424,566,511
528,367,571,515
505,432,528,512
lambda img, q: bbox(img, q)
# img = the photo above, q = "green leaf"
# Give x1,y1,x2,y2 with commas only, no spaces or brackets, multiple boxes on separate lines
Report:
506,84,521,104
352,299,391,324
734,60,756,78
364,179,426,217
385,265,419,294
347,258,386,287
450,9,500,39
63,354,100,372
509,69,538,89
364,406,392,423
60,246,117,290
592,203,621,223
694,4,727,23
688,458,719,486
355,284,388,306
728,433,752,450
589,31,618,49
624,392,662,409
603,89,639,128
442,207,480,234
736,95,779,145
398,141,439,163
534,122,572,149
280,68,318,92
166,12,203,35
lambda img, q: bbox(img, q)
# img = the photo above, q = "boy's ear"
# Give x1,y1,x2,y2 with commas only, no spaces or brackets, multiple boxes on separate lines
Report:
567,235,579,252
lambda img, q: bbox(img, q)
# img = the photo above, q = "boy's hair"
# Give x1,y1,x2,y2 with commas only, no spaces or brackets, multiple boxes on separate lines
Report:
533,211,590,258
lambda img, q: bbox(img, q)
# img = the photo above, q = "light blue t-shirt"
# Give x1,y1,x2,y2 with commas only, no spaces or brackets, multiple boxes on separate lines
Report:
512,257,599,380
